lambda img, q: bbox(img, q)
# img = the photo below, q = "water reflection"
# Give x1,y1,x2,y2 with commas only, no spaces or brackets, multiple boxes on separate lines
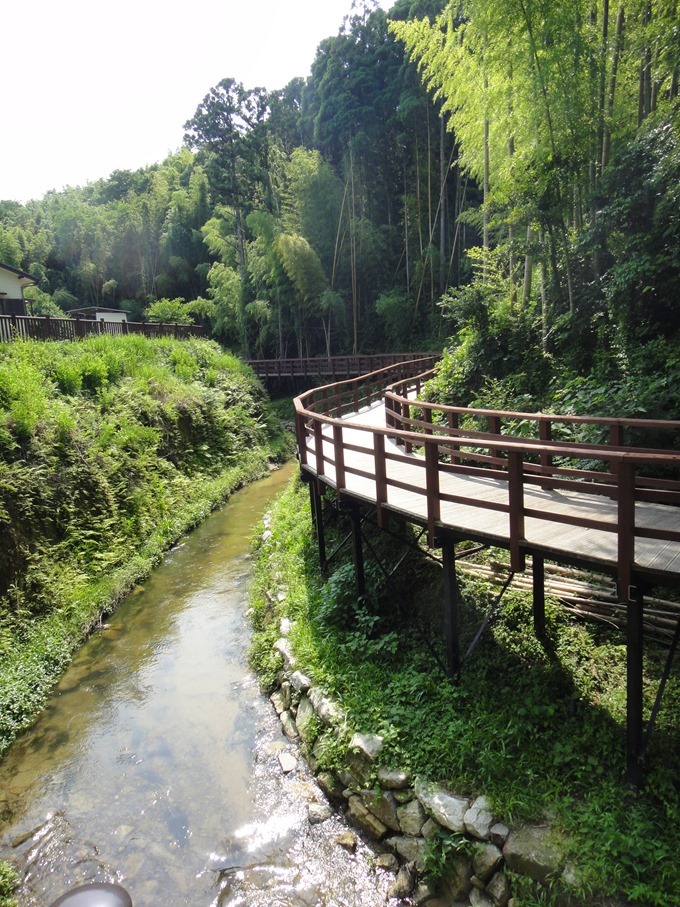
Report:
0,463,394,907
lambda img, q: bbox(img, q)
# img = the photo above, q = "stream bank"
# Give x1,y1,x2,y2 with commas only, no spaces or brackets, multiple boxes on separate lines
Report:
0,464,397,906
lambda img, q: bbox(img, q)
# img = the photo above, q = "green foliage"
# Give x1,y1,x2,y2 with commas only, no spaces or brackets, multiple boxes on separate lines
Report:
423,828,477,881
0,861,18,907
249,478,680,905
144,297,194,324
0,335,282,756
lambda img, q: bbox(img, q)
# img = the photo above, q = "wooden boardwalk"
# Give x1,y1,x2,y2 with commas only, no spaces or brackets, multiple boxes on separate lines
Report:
308,400,680,586
294,358,680,785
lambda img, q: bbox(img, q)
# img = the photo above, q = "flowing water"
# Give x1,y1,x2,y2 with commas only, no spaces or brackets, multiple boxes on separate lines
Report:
0,465,394,907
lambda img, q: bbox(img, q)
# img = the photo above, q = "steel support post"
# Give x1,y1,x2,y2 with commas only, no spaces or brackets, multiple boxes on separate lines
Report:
351,506,365,597
442,535,461,680
626,586,644,788
533,554,546,639
308,479,327,571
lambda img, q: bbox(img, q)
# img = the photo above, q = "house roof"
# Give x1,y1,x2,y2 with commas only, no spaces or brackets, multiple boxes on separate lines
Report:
0,262,39,286
66,307,127,315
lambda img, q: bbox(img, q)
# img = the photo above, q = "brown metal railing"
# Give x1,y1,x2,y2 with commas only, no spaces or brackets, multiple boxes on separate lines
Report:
0,314,205,344
294,360,680,595
248,353,438,381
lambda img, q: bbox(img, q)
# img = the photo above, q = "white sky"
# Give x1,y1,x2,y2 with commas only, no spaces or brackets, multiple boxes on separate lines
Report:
2,0,393,204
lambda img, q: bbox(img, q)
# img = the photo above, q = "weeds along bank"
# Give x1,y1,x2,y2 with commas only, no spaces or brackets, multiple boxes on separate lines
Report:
0,334,291,757
249,477,680,907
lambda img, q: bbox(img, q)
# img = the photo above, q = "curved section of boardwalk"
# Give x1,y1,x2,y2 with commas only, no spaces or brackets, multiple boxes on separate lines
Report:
294,358,680,785
295,360,680,592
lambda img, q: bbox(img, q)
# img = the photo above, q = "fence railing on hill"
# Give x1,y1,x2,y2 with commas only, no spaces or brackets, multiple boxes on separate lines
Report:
0,314,204,344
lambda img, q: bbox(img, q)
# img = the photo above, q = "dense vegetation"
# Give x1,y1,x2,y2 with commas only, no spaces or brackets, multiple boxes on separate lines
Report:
1,1,678,896
0,335,290,757
250,477,680,906
1,1,678,400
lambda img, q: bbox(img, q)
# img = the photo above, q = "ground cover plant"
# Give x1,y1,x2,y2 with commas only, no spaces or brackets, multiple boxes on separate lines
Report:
0,859,17,907
250,477,680,906
0,334,291,758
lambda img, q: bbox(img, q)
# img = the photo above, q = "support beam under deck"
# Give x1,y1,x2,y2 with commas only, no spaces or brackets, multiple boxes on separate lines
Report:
441,534,461,680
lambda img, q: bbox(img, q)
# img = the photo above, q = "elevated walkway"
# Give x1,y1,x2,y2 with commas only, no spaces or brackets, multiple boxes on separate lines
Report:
294,358,680,786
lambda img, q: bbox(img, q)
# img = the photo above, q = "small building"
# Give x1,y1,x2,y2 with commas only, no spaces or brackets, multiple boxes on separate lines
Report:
0,262,37,316
67,307,128,324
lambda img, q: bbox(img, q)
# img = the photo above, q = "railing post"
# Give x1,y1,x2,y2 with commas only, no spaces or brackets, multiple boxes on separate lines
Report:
404,402,413,454
385,395,394,434
374,433,387,528
425,440,441,545
295,411,308,466
538,417,552,474
314,419,325,477
610,422,624,477
617,460,635,601
448,411,460,464
508,450,526,571
333,424,345,491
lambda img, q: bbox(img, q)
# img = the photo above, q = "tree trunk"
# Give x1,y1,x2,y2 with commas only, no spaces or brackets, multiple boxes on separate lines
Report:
638,0,653,126
404,166,411,295
540,230,549,353
439,115,447,294
522,225,533,307
350,148,359,356
235,206,250,358
602,5,625,173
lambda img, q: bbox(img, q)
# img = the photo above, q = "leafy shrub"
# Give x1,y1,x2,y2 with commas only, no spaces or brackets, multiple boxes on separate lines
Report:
0,860,18,907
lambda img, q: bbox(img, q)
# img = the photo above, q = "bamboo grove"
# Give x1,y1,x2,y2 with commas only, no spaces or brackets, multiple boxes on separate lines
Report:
0,0,678,385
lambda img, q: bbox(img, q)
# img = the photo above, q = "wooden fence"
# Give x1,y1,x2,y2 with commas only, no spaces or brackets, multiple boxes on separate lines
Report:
0,314,204,344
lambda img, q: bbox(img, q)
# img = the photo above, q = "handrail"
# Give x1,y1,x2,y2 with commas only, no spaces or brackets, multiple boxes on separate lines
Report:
294,359,680,596
0,314,204,343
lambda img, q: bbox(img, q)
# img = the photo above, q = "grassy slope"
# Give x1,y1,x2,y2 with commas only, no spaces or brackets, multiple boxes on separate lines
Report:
249,476,680,906
0,334,291,757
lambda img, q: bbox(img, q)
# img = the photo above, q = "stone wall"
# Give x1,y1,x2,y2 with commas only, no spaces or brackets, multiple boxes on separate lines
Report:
268,621,577,907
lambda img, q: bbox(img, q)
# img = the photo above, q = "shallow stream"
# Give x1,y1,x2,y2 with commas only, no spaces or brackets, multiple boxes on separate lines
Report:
0,465,393,906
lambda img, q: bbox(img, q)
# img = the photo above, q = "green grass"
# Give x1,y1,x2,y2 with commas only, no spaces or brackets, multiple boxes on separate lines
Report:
249,477,680,906
0,860,17,907
0,335,289,756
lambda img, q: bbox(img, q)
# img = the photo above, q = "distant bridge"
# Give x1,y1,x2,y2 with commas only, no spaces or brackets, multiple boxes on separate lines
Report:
247,353,438,383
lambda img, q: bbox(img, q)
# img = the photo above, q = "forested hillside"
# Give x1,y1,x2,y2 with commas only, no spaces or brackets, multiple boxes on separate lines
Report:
0,335,287,754
1,0,678,410
0,1,462,359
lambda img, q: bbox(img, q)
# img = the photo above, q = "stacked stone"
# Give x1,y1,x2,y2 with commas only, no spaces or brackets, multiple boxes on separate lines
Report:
269,625,570,907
